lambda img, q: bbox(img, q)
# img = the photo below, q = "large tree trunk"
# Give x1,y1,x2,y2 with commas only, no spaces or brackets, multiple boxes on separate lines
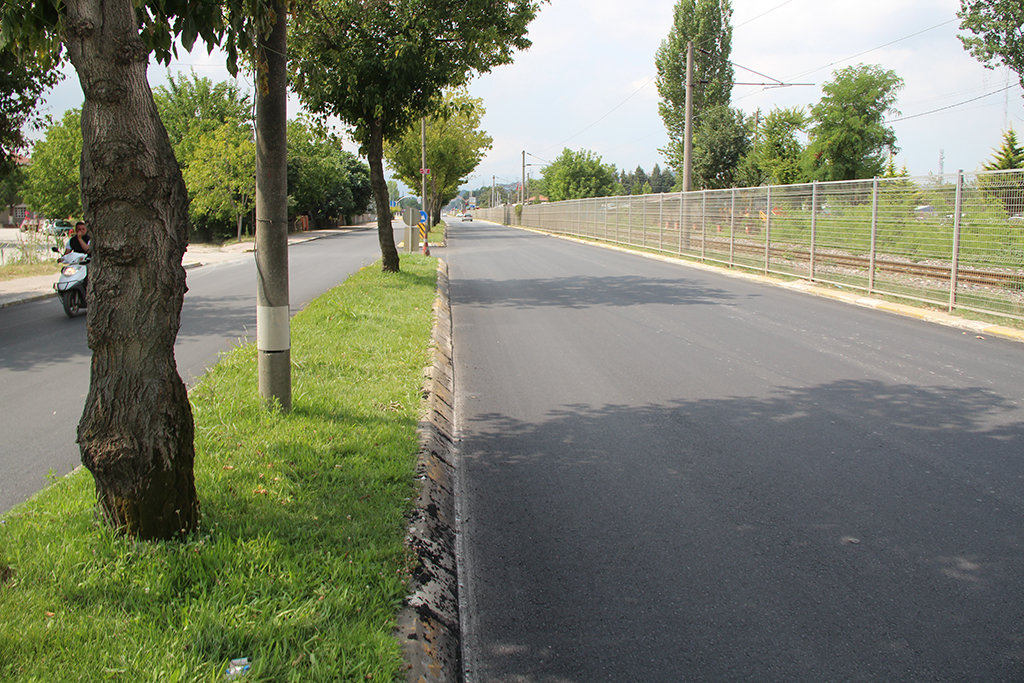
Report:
366,120,400,272
63,0,199,539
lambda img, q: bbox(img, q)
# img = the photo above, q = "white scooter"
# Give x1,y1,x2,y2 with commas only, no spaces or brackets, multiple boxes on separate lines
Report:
52,247,89,317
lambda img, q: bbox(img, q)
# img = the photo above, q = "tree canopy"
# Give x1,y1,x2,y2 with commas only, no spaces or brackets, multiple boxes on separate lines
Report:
691,106,749,189
958,0,1024,89
542,148,617,201
753,106,808,186
290,0,542,271
656,0,734,136
656,0,734,180
181,119,255,239
153,71,252,166
804,64,904,182
0,46,61,177
288,118,372,228
22,107,82,220
384,90,493,225
983,127,1024,171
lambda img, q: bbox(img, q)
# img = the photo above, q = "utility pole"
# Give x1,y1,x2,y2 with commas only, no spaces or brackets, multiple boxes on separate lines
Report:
521,150,526,204
421,117,428,229
255,0,290,412
683,40,694,193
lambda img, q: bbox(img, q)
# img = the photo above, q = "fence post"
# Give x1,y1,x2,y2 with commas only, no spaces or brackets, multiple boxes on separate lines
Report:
701,190,707,261
950,170,964,312
810,181,818,281
764,186,772,273
869,177,879,293
628,197,633,246
730,188,736,266
642,194,647,249
678,191,684,254
604,198,609,242
659,193,664,251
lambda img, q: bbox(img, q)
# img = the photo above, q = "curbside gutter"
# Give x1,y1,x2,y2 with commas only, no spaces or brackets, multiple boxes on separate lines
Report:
398,258,461,682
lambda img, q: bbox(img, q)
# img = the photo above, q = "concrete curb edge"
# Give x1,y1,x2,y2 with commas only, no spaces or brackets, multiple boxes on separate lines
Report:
397,258,461,682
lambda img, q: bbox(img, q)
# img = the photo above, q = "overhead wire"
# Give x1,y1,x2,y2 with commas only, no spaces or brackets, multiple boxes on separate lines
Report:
886,82,1021,123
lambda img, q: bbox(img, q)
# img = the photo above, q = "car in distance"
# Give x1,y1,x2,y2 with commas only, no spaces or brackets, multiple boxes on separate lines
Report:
43,219,74,235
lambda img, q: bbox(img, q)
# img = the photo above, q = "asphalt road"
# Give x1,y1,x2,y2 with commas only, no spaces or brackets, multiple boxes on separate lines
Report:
449,220,1024,682
0,226,393,513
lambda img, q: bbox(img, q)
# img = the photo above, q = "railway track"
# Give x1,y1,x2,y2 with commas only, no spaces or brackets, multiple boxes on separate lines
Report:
690,236,1024,288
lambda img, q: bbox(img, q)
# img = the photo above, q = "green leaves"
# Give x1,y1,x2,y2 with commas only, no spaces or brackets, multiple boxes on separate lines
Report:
958,0,1024,87
290,0,541,144
288,118,372,224
383,89,493,210
21,108,83,220
543,148,617,201
805,64,903,182
180,119,255,230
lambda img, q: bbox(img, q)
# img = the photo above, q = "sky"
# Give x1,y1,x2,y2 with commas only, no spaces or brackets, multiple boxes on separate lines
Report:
32,0,1024,196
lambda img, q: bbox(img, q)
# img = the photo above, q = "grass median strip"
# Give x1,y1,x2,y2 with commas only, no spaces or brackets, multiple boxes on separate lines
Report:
0,254,439,682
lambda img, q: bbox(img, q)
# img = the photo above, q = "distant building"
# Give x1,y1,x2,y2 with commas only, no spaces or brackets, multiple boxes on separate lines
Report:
0,155,36,228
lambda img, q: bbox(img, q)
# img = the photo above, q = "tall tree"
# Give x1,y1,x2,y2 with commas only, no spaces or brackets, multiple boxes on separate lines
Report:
655,0,734,177
803,64,904,182
22,108,83,220
153,72,252,169
983,128,1024,171
958,0,1024,89
542,148,617,201
181,119,255,240
691,106,750,189
288,118,372,228
979,127,1024,217
753,106,807,186
385,90,493,226
290,0,541,272
1,0,278,540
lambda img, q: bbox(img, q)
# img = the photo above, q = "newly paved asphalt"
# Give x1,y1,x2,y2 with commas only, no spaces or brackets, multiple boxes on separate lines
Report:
449,220,1024,682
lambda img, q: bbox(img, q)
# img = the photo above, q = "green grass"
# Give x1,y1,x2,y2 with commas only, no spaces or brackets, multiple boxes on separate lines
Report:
0,261,60,281
0,254,439,682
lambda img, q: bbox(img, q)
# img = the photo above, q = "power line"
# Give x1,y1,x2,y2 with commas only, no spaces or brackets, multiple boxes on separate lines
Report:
539,76,657,153
886,83,1021,123
786,17,958,82
734,0,797,30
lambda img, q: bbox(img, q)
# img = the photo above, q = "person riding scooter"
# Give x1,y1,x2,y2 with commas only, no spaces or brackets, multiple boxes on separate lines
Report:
53,221,90,317
64,221,91,255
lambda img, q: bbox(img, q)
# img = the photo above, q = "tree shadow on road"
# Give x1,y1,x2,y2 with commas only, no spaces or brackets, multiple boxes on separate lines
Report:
453,274,737,310
459,378,1024,683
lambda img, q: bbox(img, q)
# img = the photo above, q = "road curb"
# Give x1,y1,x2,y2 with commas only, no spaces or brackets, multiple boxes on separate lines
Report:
0,290,56,309
398,258,461,683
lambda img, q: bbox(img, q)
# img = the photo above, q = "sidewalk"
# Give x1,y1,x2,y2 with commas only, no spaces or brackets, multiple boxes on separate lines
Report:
0,230,339,309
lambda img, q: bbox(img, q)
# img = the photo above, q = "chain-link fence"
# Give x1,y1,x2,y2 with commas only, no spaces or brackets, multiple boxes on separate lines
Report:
473,170,1024,322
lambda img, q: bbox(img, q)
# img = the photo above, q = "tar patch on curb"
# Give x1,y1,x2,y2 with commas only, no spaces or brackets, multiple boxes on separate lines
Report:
397,258,461,683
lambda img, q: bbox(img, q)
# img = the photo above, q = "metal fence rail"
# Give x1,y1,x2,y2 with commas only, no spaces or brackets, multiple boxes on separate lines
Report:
474,170,1024,322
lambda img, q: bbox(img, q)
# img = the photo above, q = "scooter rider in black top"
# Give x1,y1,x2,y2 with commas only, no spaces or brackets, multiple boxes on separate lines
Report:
65,221,91,255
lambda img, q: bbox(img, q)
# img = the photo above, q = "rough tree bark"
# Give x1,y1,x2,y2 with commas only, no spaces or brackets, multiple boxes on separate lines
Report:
63,0,199,538
366,119,401,272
